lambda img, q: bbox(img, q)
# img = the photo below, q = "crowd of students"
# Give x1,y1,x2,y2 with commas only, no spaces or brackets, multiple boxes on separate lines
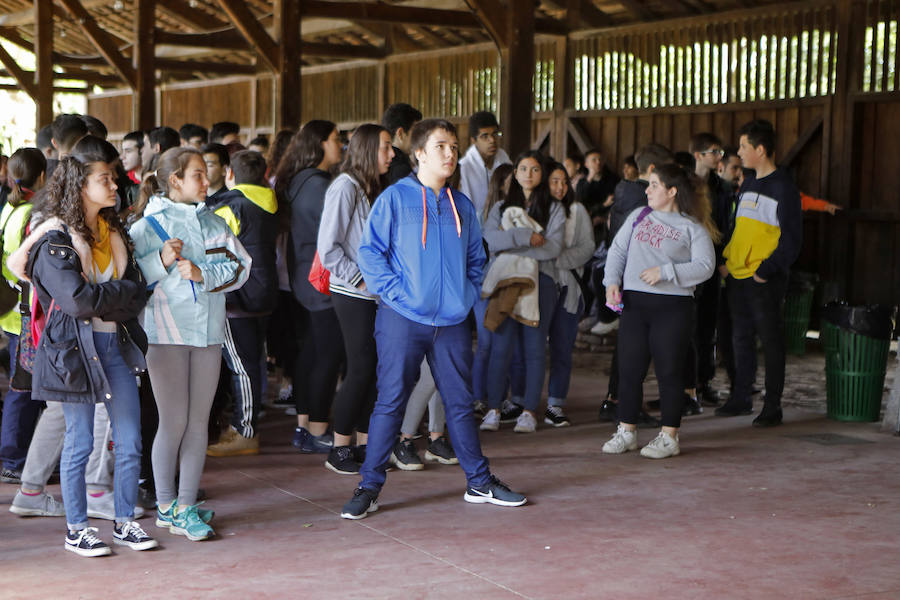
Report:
0,104,807,555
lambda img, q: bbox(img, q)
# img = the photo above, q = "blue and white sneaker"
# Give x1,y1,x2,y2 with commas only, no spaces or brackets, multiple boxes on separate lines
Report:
292,427,333,454
65,526,111,557
113,521,158,551
463,476,527,507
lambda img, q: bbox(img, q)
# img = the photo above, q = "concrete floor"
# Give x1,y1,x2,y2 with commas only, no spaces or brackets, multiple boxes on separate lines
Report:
2,350,899,600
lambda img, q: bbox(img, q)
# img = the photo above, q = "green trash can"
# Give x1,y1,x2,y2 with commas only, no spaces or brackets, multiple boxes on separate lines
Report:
821,303,896,422
784,283,816,355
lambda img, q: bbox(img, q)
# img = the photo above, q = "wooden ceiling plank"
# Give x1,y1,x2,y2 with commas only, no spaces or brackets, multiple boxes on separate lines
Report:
302,40,388,58
215,0,279,71
617,0,656,21
155,28,249,49
56,0,136,87
156,0,226,31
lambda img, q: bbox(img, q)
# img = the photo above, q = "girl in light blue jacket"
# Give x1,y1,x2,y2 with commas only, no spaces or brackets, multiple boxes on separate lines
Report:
130,147,250,542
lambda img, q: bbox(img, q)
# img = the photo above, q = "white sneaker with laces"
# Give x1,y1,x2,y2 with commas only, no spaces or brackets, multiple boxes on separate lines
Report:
640,431,680,459
480,409,500,431
10,490,66,517
590,319,620,336
86,491,145,520
513,411,537,433
602,424,637,454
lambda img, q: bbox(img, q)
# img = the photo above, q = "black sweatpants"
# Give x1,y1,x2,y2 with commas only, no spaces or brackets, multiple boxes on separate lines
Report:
223,316,268,438
728,274,787,409
293,303,344,422
617,291,694,428
331,293,377,436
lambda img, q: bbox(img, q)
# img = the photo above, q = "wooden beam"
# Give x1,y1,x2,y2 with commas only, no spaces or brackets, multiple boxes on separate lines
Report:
215,0,279,71
499,0,534,157
462,0,507,46
0,83,89,93
274,0,301,130
0,0,108,27
305,1,482,29
567,0,612,29
133,0,155,130
565,118,593,153
302,41,388,59
34,0,53,128
57,0,136,88
780,115,823,167
669,0,711,15
155,58,257,74
156,0,227,31
0,40,37,97
154,29,248,49
532,124,552,151
617,0,656,21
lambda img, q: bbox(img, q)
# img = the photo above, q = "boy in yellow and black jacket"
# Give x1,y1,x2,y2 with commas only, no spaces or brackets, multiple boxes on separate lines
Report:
717,119,802,428
205,150,278,456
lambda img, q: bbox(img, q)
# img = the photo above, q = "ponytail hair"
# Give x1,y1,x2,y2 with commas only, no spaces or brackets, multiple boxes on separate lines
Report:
136,146,202,215
653,162,722,244
6,147,46,207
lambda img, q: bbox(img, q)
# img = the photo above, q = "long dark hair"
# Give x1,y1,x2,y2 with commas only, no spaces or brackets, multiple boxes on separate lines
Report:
546,161,573,218
502,150,553,228
135,147,202,217
6,147,46,207
653,163,722,244
34,135,127,246
342,123,389,204
273,120,336,201
484,163,513,222
267,128,295,176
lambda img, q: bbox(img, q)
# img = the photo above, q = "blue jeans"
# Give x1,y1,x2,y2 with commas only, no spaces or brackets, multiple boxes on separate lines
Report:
471,296,491,403
486,273,557,412
547,286,585,406
359,306,491,493
0,333,40,471
61,332,141,529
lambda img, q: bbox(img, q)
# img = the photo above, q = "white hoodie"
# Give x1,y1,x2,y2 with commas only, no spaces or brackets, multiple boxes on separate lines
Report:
459,145,512,225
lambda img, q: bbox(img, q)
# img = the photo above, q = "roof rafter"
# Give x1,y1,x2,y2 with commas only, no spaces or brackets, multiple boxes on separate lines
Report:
156,0,227,30
0,41,36,96
215,0,279,71
56,0,136,87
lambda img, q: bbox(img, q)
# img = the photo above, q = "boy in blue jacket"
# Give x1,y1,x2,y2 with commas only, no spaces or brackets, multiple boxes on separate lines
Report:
340,119,527,519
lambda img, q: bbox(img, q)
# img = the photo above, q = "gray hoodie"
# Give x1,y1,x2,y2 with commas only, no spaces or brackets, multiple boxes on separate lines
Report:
316,173,376,300
603,206,714,297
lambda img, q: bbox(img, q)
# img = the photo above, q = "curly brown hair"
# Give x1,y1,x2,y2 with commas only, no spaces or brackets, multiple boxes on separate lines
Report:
33,135,128,247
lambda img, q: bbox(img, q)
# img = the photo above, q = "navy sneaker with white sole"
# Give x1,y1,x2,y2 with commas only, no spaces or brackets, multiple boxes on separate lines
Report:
463,476,527,507
65,527,111,557
340,487,379,520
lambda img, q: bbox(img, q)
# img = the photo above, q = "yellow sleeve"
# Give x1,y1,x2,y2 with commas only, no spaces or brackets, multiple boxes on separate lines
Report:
214,205,240,236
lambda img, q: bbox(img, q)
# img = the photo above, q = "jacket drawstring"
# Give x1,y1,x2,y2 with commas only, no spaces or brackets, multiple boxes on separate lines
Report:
421,186,461,249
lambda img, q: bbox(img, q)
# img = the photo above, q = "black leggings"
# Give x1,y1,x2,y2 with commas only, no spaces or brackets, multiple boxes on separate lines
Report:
617,291,694,428
331,293,377,436
293,302,344,422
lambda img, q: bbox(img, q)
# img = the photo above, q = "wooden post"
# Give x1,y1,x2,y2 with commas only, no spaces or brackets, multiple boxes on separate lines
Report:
33,0,53,129
551,35,569,162
499,0,535,157
274,0,301,130
133,0,155,131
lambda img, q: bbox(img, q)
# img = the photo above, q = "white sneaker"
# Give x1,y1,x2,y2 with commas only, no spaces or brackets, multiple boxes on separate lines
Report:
480,409,500,431
86,491,145,520
602,424,637,454
578,316,599,333
640,431,680,459
513,411,537,433
590,319,620,336
10,490,66,517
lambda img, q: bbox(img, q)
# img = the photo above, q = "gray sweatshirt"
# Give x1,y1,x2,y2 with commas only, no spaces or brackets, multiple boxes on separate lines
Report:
603,207,714,297
483,200,565,282
316,173,376,300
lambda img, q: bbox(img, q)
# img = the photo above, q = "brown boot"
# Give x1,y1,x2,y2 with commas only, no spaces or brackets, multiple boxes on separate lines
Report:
206,426,259,457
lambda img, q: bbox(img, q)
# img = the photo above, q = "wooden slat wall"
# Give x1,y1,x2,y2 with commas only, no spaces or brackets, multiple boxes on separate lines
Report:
161,81,253,133
569,3,837,110
860,0,900,92
300,66,379,125
86,93,131,134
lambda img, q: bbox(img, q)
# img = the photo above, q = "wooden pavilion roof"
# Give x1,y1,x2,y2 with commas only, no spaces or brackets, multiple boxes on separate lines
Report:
0,0,792,89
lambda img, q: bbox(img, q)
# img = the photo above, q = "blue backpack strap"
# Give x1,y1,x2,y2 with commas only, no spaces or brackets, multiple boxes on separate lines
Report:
143,215,170,242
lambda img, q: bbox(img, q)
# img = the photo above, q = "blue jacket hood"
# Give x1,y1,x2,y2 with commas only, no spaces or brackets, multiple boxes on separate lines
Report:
357,174,486,326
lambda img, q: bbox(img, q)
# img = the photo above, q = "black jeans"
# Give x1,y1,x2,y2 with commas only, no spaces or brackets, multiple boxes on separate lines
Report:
293,303,344,422
728,274,787,409
687,273,721,389
617,291,694,428
331,293,377,436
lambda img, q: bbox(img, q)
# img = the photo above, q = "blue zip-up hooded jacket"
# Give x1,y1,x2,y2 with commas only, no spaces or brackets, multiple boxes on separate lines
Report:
357,174,485,327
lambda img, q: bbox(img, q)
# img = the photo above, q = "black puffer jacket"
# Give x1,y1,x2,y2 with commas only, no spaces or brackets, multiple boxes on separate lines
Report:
285,168,332,312
9,218,148,404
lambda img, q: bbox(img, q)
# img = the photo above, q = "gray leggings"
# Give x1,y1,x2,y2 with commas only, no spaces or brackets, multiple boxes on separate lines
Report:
400,359,446,437
21,401,113,493
148,344,221,507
